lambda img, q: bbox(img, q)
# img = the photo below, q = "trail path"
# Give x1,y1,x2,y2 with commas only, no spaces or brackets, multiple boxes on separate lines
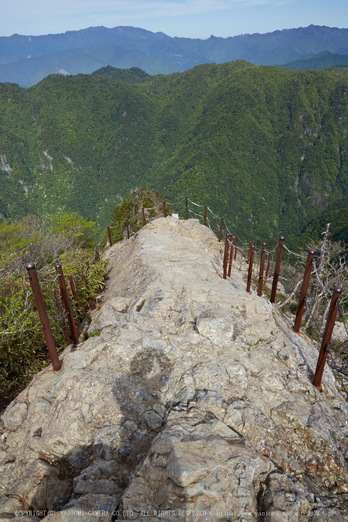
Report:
0,217,347,521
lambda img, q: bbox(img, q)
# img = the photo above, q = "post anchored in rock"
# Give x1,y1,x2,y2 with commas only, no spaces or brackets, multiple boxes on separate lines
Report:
185,197,189,220
55,263,79,345
219,218,224,242
257,242,267,297
246,244,255,293
142,208,146,226
223,235,231,279
293,250,315,333
313,287,342,389
204,205,207,226
270,236,285,303
68,274,80,307
228,236,234,278
25,263,61,371
265,252,272,279
247,242,252,264
233,236,238,261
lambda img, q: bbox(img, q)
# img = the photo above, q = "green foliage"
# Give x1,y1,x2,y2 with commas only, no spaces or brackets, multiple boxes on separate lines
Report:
1,62,348,245
0,212,108,406
92,66,150,83
107,188,170,244
282,51,348,71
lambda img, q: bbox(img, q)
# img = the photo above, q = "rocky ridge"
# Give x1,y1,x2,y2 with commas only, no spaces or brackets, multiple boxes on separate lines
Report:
0,217,347,521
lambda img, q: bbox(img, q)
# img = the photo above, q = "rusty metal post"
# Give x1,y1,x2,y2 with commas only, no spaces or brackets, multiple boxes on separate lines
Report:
246,245,255,292
107,226,112,247
234,236,238,260
247,242,252,264
228,237,234,278
52,288,71,346
313,287,342,389
257,243,267,297
163,201,167,218
223,235,230,279
81,273,95,309
204,205,207,226
266,253,272,279
293,250,315,333
125,218,130,239
68,274,80,307
219,218,224,242
94,246,100,261
142,208,146,226
270,236,285,303
55,264,79,345
25,263,61,371
185,197,189,220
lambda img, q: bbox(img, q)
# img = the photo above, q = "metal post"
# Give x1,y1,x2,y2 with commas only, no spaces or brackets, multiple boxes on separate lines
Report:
234,236,238,261
246,245,255,292
25,263,61,371
55,264,79,345
204,205,207,226
107,226,112,247
163,201,167,218
313,287,342,389
266,253,272,279
68,274,80,307
94,246,100,261
126,218,130,239
185,197,189,220
247,242,252,264
223,235,230,279
142,207,146,226
81,273,95,309
257,243,267,297
270,236,285,303
219,218,224,242
228,237,234,278
293,250,315,333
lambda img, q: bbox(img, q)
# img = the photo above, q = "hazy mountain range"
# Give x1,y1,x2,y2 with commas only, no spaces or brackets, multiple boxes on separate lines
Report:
1,25,348,86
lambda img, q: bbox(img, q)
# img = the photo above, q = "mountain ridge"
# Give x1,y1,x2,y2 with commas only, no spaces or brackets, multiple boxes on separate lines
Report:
1,61,348,243
1,24,348,86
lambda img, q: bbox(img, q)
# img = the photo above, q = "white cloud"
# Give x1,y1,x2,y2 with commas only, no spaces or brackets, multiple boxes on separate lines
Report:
81,0,293,19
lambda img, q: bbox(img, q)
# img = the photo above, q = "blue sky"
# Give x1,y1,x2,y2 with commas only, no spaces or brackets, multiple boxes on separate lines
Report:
1,0,347,39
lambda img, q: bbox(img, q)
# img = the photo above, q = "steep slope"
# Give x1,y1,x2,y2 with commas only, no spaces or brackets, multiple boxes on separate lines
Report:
0,218,347,519
1,61,348,242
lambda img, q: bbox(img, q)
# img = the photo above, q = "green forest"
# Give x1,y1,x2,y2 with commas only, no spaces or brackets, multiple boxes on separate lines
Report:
1,61,348,245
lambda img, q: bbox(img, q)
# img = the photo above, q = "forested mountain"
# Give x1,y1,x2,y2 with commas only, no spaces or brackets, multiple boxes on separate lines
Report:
282,50,348,70
1,25,348,86
1,61,348,243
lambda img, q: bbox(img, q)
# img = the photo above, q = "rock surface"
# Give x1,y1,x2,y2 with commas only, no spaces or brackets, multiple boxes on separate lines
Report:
0,217,347,521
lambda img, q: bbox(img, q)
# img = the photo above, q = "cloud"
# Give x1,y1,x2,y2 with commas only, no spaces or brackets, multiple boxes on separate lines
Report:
86,0,293,18
53,0,295,20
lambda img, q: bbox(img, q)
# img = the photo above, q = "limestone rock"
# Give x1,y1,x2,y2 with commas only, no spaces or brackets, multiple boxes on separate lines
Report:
0,217,347,519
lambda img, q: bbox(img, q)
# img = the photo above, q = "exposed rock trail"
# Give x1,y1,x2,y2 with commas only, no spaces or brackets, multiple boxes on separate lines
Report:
0,217,347,521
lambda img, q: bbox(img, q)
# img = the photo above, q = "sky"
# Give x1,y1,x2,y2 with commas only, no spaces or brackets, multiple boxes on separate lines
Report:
1,0,347,40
